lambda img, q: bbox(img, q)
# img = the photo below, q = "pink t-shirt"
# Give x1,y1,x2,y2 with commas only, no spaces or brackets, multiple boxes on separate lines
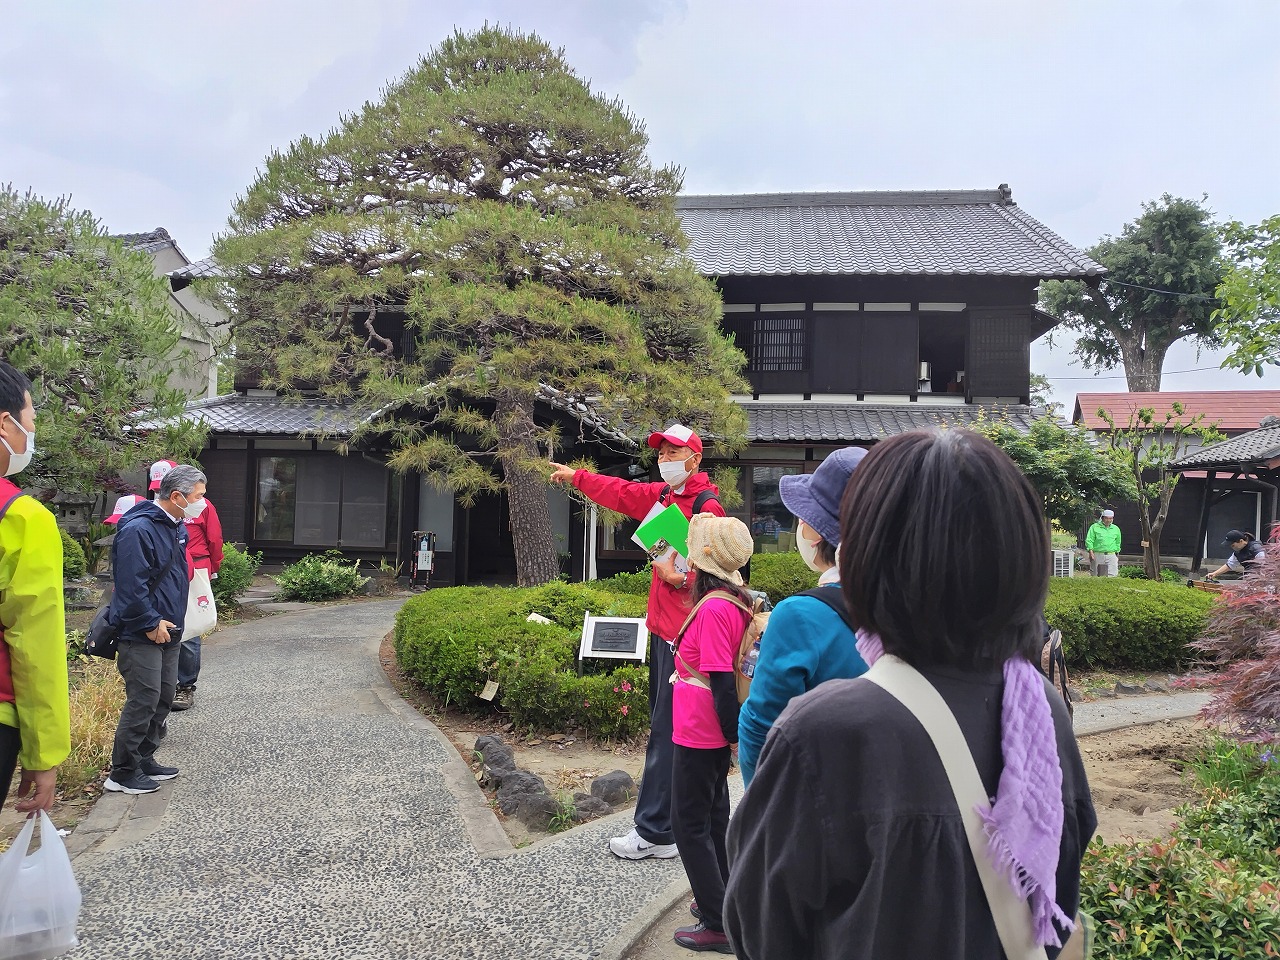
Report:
672,597,748,749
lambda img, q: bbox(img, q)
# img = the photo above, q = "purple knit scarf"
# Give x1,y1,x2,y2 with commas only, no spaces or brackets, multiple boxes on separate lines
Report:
856,630,1073,947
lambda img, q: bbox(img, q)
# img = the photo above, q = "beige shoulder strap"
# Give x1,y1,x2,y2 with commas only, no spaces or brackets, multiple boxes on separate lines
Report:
863,655,1047,960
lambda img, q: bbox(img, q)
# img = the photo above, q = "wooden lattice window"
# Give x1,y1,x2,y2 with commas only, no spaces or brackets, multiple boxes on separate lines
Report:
751,316,806,372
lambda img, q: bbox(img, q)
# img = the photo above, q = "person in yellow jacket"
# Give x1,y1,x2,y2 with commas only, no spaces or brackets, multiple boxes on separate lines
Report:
0,361,69,813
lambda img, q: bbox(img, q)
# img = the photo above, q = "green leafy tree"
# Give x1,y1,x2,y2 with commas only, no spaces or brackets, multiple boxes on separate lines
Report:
970,413,1135,532
1214,215,1280,376
1097,402,1224,579
1041,195,1225,391
213,27,748,585
0,186,206,497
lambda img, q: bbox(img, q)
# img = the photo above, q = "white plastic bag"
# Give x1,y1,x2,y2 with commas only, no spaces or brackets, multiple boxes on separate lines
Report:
0,811,81,960
182,566,217,641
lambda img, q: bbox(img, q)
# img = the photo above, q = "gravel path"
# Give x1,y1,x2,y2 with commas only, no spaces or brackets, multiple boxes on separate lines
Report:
66,600,681,960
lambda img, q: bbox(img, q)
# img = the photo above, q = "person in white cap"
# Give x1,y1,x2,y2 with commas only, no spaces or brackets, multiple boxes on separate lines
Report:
1085,509,1121,576
104,494,147,525
550,423,727,861
148,459,176,499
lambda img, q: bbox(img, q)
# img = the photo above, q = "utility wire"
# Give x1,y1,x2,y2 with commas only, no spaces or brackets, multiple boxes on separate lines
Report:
1047,365,1225,381
1096,277,1220,302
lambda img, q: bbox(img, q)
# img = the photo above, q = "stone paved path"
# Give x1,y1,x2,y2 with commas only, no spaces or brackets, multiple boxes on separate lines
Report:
67,600,682,960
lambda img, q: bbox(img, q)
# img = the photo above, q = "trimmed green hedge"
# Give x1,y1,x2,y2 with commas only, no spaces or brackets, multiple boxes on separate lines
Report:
394,581,649,738
396,564,1217,737
1045,578,1216,669
747,551,819,604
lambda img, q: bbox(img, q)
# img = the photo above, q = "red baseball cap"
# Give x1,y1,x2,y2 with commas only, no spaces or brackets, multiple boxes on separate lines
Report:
148,459,177,491
646,423,702,454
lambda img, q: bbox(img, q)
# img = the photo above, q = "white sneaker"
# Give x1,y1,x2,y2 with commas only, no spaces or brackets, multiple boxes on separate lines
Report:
608,827,679,860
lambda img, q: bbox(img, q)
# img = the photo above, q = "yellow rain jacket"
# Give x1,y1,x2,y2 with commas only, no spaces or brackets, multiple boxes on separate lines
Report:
0,487,70,772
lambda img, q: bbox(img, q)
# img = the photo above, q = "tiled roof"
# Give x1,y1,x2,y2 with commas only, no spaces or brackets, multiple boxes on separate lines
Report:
138,395,371,436
744,402,1040,442
113,228,175,255
168,257,222,290
1073,392,1280,432
675,187,1105,279
1172,424,1280,470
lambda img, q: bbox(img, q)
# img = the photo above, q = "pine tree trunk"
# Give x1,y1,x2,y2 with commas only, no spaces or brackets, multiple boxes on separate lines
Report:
494,397,560,586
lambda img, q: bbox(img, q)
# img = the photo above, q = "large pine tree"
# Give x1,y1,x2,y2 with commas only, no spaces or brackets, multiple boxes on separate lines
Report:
215,27,747,584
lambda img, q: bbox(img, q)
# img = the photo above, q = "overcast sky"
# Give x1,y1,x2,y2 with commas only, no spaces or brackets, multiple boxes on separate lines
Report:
3,0,1278,411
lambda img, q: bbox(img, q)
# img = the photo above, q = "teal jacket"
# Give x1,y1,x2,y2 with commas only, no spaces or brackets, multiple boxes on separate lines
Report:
738,583,868,787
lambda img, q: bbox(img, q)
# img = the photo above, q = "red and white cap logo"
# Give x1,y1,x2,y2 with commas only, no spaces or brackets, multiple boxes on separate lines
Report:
646,423,702,454
148,459,177,491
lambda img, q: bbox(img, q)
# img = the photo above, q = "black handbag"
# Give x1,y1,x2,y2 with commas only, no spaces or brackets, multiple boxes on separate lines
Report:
82,603,119,660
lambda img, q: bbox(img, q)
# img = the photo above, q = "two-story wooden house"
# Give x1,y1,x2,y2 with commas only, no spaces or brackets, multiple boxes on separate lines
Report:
162,185,1103,582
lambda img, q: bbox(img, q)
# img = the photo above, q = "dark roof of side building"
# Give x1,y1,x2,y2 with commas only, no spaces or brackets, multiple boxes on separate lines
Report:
675,186,1105,279
1172,423,1280,470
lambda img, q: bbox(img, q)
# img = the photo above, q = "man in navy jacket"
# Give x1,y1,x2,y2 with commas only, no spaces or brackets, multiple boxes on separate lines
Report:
105,464,206,794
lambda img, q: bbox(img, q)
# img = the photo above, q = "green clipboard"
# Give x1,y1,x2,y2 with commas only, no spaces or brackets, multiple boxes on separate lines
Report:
631,503,690,564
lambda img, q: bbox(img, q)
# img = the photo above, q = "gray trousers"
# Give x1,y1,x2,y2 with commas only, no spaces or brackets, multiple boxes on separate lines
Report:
111,637,179,779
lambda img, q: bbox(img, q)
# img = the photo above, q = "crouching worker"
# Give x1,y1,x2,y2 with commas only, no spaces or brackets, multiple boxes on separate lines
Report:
669,514,755,955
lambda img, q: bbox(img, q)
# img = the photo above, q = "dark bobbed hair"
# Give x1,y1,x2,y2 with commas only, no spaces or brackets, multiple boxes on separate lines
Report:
0,362,32,418
692,569,750,607
839,429,1049,670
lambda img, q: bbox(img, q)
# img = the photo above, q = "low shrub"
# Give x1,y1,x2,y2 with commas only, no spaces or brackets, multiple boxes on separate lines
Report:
1082,735,1280,957
1082,836,1280,957
394,582,649,738
275,552,369,601
1117,565,1182,583
1045,578,1216,669
747,551,818,605
60,657,126,796
60,529,86,579
597,567,652,596
212,544,262,607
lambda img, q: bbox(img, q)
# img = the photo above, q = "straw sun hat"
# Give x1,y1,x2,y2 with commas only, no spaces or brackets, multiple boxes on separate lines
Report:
687,514,754,586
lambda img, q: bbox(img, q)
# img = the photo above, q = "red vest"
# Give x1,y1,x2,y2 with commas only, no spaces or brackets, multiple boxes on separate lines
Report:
0,476,27,704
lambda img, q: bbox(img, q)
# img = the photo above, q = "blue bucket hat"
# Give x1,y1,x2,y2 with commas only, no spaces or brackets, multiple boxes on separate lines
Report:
778,446,868,546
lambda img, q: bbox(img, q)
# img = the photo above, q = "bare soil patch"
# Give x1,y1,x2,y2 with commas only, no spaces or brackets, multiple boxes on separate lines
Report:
379,633,646,847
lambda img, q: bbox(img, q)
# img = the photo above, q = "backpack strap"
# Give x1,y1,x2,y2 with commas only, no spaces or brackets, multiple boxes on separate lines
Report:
692,489,720,514
672,589,753,687
658,484,720,515
795,586,857,633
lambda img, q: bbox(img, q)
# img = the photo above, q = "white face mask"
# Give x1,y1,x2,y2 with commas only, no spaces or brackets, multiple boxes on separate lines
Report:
796,521,825,572
179,494,207,519
659,457,693,489
1,419,35,477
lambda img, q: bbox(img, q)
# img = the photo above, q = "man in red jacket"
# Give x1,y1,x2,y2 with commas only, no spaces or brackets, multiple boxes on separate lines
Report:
171,481,223,713
551,424,726,860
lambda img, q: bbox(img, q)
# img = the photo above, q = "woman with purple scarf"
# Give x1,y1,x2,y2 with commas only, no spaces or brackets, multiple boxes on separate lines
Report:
723,429,1097,960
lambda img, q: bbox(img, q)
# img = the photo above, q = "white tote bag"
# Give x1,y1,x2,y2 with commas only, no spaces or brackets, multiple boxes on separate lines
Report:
182,567,217,641
0,810,81,960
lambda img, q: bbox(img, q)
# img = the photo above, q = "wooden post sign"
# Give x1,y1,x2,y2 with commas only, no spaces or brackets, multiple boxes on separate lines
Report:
578,611,649,662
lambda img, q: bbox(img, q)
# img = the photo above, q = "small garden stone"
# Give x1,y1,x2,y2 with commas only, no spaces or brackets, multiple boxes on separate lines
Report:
572,792,613,822
591,770,636,806
496,770,551,816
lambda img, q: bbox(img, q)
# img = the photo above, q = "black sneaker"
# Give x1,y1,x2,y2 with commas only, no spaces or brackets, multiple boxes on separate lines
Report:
103,772,160,794
171,687,194,712
140,757,179,781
